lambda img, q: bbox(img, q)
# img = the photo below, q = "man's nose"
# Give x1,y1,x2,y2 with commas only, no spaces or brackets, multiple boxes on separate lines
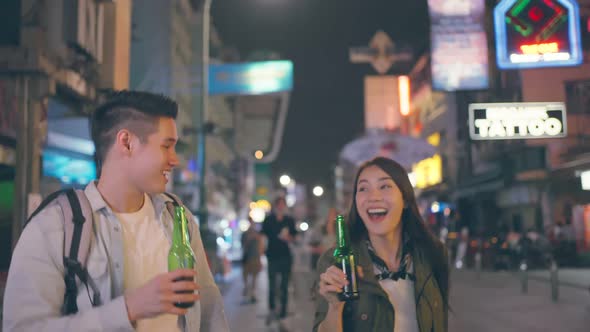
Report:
169,151,180,167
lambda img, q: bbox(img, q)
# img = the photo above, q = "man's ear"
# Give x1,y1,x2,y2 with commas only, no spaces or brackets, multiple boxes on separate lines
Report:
115,129,133,154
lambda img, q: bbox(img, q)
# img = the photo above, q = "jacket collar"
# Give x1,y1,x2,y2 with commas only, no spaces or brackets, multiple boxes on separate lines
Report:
84,181,171,218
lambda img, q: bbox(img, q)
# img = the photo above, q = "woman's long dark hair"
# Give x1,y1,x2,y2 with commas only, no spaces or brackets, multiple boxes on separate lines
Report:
348,157,449,306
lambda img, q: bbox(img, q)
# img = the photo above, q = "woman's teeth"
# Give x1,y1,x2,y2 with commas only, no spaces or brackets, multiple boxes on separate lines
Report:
368,208,388,218
163,171,170,180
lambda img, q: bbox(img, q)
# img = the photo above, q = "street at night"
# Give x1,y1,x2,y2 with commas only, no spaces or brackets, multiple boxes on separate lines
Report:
2,0,590,331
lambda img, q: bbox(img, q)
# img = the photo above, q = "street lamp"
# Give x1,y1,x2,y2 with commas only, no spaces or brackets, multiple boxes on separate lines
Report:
313,186,324,197
254,150,264,160
279,174,291,187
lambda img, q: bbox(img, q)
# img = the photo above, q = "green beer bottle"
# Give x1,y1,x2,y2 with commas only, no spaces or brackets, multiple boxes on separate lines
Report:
168,205,196,308
333,214,359,301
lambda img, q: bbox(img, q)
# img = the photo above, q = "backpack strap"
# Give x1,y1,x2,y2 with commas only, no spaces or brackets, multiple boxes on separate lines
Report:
26,189,71,225
56,189,101,315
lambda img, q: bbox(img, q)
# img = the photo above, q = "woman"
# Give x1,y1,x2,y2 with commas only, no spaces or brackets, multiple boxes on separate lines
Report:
309,208,337,270
314,157,449,332
241,216,264,303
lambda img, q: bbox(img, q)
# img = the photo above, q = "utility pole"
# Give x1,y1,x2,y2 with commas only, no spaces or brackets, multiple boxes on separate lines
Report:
12,76,50,249
196,0,212,230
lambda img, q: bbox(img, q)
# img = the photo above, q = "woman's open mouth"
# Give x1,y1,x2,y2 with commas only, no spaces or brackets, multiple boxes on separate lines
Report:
367,208,388,223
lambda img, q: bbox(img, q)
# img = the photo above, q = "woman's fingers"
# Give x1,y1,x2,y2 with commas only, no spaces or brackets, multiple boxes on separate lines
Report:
320,270,347,288
320,283,343,294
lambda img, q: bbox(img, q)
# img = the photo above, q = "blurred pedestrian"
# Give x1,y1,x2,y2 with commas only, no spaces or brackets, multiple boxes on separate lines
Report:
314,157,449,332
241,217,264,304
308,208,338,270
262,196,298,321
454,227,469,269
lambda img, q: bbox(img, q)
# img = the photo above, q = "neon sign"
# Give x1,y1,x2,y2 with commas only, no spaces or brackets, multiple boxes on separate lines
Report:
520,42,558,54
469,102,567,140
494,0,582,69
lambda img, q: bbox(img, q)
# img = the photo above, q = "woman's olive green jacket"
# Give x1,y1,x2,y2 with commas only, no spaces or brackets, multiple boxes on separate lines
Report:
313,240,448,332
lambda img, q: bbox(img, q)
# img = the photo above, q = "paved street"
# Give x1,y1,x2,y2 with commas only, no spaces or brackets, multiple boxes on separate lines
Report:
221,254,316,332
448,269,590,332
1,259,588,332
222,256,590,332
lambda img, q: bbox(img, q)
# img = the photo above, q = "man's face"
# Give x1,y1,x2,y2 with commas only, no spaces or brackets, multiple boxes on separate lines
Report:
126,117,179,193
275,199,287,214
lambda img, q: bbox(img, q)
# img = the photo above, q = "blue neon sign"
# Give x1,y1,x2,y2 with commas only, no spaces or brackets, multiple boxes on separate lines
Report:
494,0,582,69
209,60,294,95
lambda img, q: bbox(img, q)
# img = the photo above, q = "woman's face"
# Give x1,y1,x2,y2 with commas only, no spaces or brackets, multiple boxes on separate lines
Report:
355,165,404,238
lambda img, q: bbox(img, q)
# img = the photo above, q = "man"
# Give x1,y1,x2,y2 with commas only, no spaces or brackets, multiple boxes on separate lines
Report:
2,91,229,331
261,197,297,320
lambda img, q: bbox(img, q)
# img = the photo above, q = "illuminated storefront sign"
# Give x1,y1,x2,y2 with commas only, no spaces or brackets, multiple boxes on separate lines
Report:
494,0,582,69
581,170,590,190
209,60,294,95
413,154,443,189
469,102,567,140
412,133,442,189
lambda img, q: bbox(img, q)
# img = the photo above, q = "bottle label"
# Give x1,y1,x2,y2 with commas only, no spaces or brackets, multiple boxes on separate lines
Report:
338,255,359,301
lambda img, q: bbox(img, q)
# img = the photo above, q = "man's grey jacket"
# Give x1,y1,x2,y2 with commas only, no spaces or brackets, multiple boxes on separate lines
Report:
2,182,229,332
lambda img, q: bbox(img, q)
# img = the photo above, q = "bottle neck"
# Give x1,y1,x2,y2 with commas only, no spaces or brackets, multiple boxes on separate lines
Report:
172,206,189,246
336,218,348,249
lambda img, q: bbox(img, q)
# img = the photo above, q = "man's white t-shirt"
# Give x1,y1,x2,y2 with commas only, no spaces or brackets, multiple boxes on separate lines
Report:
115,194,181,332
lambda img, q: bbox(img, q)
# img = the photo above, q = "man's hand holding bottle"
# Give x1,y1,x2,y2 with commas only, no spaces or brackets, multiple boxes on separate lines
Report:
124,269,199,323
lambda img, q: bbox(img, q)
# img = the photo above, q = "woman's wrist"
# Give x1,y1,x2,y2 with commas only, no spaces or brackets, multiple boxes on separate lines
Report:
327,301,345,312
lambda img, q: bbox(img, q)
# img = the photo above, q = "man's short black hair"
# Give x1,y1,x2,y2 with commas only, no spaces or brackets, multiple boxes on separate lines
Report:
90,91,178,174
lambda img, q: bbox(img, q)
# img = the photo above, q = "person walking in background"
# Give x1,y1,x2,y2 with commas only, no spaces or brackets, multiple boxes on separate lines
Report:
2,91,228,332
454,227,469,269
261,197,298,321
314,157,449,332
241,216,264,304
308,208,338,270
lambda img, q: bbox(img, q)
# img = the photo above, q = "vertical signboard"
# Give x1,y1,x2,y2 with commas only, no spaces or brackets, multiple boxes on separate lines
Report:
428,0,489,91
494,0,582,69
364,76,401,131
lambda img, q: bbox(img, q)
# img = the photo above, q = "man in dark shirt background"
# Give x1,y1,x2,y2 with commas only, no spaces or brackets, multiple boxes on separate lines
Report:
261,196,297,321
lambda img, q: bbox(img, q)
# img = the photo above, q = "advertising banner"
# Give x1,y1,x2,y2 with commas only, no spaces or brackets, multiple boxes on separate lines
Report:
428,0,489,91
